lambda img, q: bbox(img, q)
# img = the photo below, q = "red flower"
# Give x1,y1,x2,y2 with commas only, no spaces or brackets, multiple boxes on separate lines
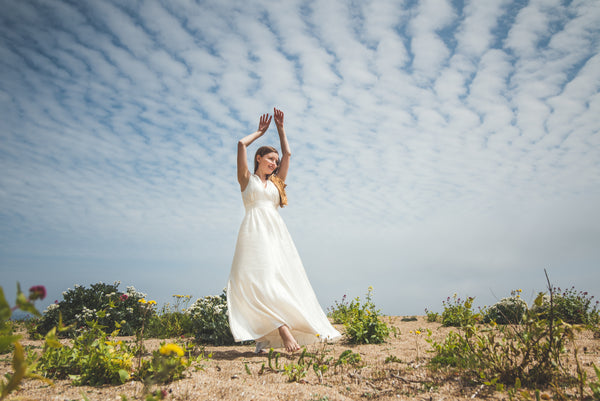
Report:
120,294,129,301
29,285,47,301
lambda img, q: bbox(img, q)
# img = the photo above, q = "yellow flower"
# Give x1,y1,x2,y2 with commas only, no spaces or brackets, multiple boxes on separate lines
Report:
160,343,184,357
368,286,374,292
415,330,421,335
138,299,147,304
315,333,321,338
148,300,157,305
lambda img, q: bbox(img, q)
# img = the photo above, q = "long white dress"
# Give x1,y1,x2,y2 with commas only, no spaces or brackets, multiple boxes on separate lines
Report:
227,174,341,351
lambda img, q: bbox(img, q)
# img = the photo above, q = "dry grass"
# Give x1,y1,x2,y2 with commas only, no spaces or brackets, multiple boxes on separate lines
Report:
3,317,599,401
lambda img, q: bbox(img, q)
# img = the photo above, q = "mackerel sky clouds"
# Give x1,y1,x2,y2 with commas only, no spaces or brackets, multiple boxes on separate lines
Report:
1,0,599,314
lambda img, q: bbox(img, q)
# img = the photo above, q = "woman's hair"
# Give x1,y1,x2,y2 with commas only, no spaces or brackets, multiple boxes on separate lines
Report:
253,146,279,176
253,145,287,207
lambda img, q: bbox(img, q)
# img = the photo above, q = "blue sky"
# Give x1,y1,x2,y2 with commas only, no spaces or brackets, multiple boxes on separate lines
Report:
1,0,599,316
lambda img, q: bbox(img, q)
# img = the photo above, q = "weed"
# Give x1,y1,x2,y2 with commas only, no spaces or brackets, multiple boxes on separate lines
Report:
342,287,390,344
440,293,480,327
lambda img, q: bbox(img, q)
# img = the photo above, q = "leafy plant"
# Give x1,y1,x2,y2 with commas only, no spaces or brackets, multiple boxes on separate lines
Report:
550,286,599,325
424,308,440,323
483,289,528,324
343,287,390,344
37,316,134,386
136,342,192,385
146,295,193,338
36,282,149,337
440,293,480,327
327,294,352,324
428,288,577,387
0,284,49,400
590,364,600,399
187,290,235,345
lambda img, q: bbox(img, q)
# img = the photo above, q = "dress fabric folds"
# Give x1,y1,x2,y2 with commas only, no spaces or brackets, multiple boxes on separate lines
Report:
227,174,341,350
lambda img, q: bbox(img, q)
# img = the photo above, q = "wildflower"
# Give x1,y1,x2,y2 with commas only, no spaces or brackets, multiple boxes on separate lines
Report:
138,299,147,304
415,330,421,335
148,300,157,305
120,294,129,301
160,343,184,357
316,333,321,338
29,285,46,301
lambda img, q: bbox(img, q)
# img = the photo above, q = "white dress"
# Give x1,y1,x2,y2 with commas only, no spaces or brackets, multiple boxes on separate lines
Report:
227,174,341,351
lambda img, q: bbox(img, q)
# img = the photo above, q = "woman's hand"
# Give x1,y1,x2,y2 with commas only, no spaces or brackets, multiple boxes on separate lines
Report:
273,108,284,129
258,113,272,135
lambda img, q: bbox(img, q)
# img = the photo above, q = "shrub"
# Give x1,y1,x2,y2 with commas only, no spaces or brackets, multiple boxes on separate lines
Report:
424,308,440,323
343,287,390,344
441,294,479,327
37,315,134,386
35,282,148,337
327,294,352,324
187,291,234,345
483,289,528,324
146,295,194,338
428,292,578,387
552,286,599,325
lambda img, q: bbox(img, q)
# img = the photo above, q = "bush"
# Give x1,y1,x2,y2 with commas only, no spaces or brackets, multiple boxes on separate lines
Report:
428,291,582,387
36,282,148,337
327,294,352,324
37,318,134,386
424,308,440,323
552,286,599,325
187,291,234,345
441,294,479,327
342,287,390,344
483,289,528,324
146,295,194,338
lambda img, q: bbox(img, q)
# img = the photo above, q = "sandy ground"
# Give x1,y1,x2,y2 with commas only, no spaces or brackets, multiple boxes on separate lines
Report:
3,317,599,401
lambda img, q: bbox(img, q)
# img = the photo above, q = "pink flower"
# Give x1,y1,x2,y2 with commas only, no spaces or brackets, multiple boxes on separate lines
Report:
29,285,46,301
120,294,129,301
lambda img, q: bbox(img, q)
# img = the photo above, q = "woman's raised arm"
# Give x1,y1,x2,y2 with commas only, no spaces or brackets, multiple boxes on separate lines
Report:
273,108,291,182
237,113,271,191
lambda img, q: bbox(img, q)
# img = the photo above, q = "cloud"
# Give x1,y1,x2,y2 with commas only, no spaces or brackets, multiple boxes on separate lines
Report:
1,0,599,315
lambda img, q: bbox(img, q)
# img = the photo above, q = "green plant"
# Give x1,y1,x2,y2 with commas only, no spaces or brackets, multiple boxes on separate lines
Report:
424,308,440,323
37,315,134,386
484,289,528,324
187,290,235,345
428,290,577,387
550,286,599,325
146,295,194,338
327,294,352,324
343,287,390,344
0,284,49,400
136,342,192,386
440,294,479,327
36,282,149,337
590,364,600,399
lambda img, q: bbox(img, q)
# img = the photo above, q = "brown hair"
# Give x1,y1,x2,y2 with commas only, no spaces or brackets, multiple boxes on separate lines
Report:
253,146,279,175
253,146,288,207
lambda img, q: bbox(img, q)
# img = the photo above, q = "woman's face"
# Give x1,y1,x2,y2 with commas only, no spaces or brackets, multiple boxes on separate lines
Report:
256,152,279,175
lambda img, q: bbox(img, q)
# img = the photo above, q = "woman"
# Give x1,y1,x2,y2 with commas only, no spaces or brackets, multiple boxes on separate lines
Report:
226,108,341,353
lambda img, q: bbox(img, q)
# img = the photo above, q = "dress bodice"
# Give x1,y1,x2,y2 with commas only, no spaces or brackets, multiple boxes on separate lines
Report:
242,174,280,211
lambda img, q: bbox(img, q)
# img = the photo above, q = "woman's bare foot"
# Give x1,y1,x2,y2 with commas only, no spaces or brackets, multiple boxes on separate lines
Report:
278,325,301,353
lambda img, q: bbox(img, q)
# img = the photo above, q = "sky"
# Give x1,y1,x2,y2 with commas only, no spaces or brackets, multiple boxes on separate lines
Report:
1,0,599,316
